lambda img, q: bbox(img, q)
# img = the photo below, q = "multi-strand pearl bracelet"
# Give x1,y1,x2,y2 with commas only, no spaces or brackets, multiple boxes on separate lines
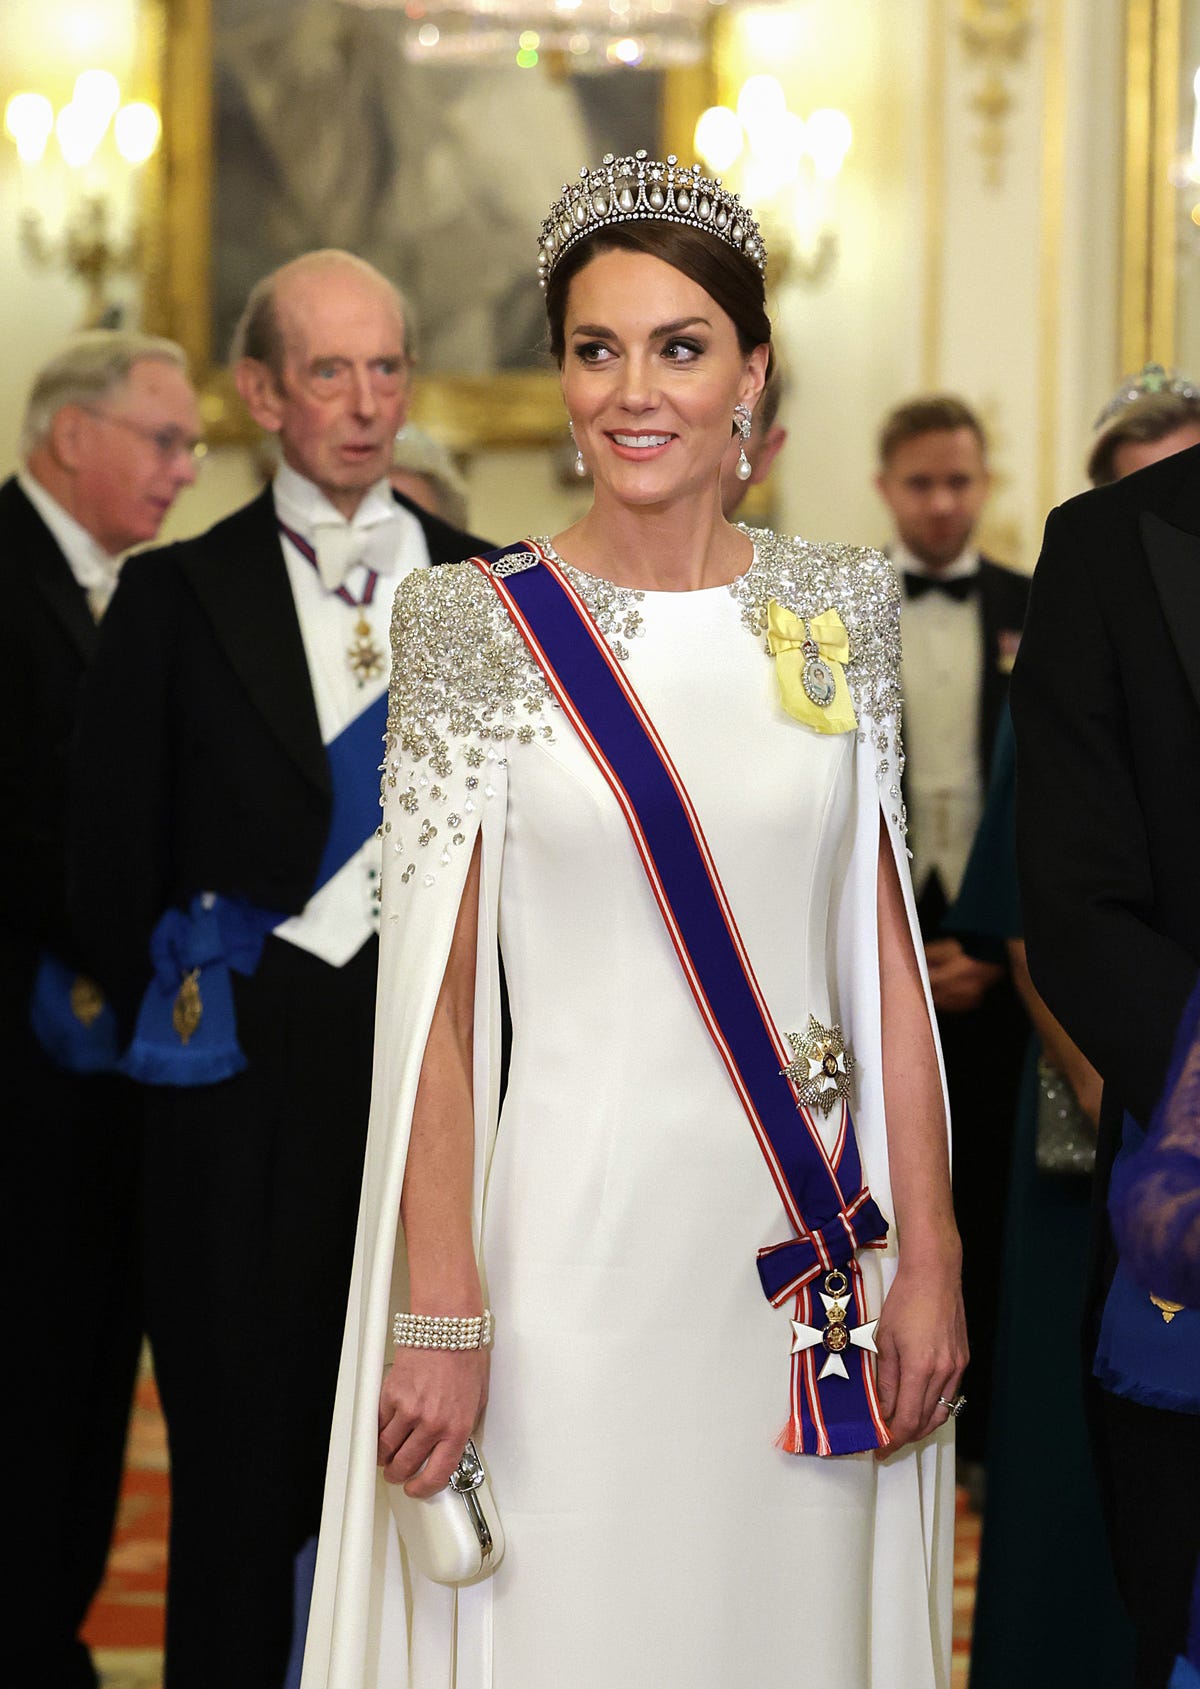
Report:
392,1310,495,1351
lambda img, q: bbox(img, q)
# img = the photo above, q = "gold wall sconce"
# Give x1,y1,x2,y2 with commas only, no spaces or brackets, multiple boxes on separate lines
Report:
694,75,852,286
1171,65,1200,228
4,71,161,328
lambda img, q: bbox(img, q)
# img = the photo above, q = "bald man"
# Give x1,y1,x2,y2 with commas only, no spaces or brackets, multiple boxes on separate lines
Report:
72,253,487,1689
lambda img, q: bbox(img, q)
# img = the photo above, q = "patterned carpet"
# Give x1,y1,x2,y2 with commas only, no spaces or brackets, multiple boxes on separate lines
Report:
85,1372,167,1689
85,1373,980,1688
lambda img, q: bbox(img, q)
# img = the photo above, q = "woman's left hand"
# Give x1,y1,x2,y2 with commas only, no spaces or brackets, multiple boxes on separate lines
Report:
872,1259,968,1454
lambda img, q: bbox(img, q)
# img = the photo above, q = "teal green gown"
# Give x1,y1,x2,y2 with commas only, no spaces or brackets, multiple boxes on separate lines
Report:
948,707,1135,1687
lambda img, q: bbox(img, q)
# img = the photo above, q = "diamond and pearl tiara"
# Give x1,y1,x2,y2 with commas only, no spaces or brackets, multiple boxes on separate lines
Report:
1093,362,1200,430
537,149,767,288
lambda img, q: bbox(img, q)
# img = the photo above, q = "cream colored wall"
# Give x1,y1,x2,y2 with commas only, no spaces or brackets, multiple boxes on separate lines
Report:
926,0,1124,564
722,0,1124,573
720,1,930,551
1,0,1129,566
1047,1,1125,508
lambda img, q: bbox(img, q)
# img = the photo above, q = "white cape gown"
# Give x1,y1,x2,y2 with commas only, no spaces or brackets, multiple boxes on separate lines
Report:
301,532,955,1689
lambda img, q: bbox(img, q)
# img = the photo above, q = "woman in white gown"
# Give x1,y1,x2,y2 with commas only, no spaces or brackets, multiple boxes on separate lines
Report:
302,152,966,1689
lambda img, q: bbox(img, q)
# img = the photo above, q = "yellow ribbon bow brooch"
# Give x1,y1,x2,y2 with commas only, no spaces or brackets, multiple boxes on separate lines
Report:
766,601,858,734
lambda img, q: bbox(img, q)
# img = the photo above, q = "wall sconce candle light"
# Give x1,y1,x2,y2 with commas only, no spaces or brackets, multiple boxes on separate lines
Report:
695,76,851,285
4,70,161,327
1172,66,1200,230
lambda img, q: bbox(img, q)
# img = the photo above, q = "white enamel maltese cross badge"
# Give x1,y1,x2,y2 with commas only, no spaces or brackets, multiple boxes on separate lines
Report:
790,1269,878,1381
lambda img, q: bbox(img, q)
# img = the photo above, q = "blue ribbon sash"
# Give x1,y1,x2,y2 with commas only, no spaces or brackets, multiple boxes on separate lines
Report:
29,953,122,1074
122,692,388,1087
313,693,391,893
475,542,890,1456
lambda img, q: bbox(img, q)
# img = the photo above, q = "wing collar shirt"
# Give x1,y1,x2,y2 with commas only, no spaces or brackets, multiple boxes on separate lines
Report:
894,538,983,903
272,461,432,965
18,468,122,620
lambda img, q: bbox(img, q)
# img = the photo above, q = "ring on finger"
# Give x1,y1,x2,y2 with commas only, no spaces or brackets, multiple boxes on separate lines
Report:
937,1394,967,1419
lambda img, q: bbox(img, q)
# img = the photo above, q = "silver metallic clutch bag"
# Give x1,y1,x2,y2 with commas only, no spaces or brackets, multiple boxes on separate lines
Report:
1035,1057,1097,1177
385,1439,505,1586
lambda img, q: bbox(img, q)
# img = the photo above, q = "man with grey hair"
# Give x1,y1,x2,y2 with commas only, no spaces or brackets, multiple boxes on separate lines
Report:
2,329,199,1689
73,252,486,1689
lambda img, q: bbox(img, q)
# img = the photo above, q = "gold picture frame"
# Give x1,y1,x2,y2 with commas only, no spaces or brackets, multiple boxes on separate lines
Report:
142,0,716,449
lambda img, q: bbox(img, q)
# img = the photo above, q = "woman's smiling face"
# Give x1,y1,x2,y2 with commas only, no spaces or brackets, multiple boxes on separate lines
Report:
560,247,767,511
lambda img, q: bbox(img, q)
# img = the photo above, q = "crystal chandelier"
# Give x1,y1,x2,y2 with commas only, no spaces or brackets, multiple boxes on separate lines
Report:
342,0,771,70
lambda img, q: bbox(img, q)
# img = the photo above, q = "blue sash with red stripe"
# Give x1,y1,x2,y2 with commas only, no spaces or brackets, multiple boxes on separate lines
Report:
476,542,890,1456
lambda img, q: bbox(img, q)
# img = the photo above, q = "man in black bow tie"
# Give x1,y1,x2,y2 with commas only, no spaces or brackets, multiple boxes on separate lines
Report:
875,395,1030,1481
72,252,488,1689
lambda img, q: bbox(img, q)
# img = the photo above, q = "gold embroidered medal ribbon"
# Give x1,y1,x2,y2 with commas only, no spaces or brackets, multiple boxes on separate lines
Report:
766,602,857,734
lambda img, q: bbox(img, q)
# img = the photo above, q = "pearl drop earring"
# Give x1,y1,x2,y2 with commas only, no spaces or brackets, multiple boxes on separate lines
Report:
568,419,587,478
733,403,753,482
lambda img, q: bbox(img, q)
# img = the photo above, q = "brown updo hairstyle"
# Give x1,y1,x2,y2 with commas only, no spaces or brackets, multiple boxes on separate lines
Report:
544,221,774,384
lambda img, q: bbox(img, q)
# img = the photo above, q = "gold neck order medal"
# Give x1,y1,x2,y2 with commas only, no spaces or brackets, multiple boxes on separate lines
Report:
347,615,387,687
275,516,389,689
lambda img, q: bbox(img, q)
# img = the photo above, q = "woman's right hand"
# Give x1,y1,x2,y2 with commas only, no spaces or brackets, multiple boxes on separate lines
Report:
378,1347,490,1497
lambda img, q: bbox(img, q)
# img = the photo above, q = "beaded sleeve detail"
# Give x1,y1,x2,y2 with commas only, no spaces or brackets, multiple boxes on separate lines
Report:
381,560,556,890
386,559,555,766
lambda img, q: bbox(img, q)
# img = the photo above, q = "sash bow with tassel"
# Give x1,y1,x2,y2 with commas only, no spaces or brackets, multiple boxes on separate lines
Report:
120,690,388,1086
473,541,891,1456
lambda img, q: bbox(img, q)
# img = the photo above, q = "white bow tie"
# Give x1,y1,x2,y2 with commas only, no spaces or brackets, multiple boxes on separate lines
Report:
310,514,402,593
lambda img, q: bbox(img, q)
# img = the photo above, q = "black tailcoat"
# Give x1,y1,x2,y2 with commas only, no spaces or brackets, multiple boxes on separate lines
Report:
1012,442,1200,1678
0,475,141,1689
72,486,488,1025
70,485,488,1689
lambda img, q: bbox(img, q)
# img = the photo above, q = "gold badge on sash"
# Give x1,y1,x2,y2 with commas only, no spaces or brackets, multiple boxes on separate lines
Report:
173,968,203,1046
69,975,105,1028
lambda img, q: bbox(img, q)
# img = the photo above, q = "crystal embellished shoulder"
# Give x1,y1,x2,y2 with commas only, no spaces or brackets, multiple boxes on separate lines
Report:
728,527,902,736
387,559,555,771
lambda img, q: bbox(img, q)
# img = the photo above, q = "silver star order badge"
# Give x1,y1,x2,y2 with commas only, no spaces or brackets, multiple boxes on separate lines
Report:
790,1269,878,1381
782,1015,855,1116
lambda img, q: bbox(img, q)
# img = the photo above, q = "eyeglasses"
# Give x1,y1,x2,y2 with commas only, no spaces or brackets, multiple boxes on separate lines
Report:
80,406,207,465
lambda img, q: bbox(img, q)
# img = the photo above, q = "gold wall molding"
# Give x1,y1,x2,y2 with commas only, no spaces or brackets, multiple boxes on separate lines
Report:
1036,0,1067,528
922,0,949,385
958,0,1033,186
1121,0,1180,370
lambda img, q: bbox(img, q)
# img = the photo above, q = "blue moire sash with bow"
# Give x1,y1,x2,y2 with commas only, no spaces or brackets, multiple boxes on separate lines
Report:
475,541,891,1456
118,691,388,1087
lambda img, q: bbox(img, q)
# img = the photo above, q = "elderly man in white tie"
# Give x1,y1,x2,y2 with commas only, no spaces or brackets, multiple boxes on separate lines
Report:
71,251,487,1689
4,330,199,1689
